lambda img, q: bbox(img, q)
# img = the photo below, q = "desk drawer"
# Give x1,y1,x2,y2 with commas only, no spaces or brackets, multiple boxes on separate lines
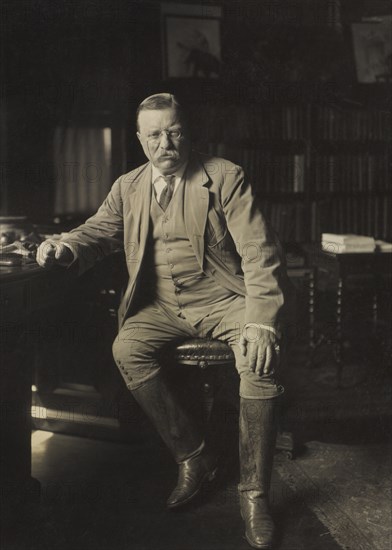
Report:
0,280,30,321
341,259,374,276
27,274,67,310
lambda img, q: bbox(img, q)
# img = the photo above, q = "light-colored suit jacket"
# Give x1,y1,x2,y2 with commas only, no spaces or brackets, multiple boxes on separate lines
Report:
62,152,294,331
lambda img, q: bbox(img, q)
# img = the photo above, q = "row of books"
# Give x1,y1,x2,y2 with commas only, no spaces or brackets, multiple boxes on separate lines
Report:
203,143,305,192
310,195,391,242
202,144,390,194
311,153,390,192
192,103,390,142
226,0,341,29
192,104,310,141
313,106,391,141
253,197,390,244
260,201,307,242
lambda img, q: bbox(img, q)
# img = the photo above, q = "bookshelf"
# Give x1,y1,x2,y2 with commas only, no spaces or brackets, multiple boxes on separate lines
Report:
192,102,391,244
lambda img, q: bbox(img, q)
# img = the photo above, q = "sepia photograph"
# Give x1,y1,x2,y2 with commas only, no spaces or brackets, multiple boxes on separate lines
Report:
1,1,391,550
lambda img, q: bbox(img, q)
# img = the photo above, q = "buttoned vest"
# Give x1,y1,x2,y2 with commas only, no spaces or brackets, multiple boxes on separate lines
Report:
143,179,234,325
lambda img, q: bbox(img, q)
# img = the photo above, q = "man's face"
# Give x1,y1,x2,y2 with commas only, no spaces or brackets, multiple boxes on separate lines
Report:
137,108,191,174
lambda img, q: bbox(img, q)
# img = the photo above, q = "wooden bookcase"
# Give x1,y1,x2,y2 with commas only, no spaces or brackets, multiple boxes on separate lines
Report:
191,102,391,244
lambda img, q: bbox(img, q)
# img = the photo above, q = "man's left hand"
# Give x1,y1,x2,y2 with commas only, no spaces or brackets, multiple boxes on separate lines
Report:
239,325,280,376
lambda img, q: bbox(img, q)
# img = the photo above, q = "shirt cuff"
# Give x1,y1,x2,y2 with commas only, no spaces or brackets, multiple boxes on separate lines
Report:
244,323,282,341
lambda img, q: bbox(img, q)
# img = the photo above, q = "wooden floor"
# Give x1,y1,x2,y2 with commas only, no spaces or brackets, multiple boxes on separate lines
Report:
2,414,390,550
3,337,391,550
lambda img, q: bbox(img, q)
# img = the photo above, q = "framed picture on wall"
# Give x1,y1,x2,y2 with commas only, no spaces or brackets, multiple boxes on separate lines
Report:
161,3,222,79
351,17,392,83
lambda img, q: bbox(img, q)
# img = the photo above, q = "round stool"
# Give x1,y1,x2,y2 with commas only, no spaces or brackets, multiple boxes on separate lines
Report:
175,338,235,422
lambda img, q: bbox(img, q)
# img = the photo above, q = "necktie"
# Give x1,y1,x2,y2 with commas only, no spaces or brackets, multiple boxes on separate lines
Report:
158,175,175,211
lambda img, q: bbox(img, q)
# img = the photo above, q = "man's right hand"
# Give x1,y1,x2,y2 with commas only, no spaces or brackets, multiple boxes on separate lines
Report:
36,240,74,268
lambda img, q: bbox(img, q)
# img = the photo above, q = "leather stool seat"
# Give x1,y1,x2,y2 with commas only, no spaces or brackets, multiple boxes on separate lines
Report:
175,338,235,368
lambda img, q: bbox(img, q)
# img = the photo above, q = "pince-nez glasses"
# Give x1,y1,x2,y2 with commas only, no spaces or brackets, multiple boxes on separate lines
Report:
146,129,182,143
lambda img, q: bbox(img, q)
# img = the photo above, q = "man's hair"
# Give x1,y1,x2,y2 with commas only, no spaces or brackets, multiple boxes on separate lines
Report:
136,93,187,131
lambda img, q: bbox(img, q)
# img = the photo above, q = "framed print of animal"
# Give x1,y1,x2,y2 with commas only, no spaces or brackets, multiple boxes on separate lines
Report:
161,3,222,79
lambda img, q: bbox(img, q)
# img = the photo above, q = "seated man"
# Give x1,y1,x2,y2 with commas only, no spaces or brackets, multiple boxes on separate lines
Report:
37,93,293,550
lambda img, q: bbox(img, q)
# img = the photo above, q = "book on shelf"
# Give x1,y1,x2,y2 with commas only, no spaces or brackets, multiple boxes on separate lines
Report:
315,106,391,141
261,201,306,243
201,143,305,194
312,153,389,193
311,193,391,243
193,103,310,141
293,154,305,192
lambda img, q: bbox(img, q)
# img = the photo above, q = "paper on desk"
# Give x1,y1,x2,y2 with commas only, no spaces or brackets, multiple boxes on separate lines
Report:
375,240,392,252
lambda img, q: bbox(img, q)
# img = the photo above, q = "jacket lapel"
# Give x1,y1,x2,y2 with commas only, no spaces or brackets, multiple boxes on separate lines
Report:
184,153,210,268
128,163,152,269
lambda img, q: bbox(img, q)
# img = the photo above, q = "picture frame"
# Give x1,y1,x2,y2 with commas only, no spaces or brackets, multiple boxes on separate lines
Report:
161,4,222,79
351,18,392,83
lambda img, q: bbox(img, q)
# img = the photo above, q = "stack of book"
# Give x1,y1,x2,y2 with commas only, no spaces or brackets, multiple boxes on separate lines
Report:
375,240,392,252
321,233,376,254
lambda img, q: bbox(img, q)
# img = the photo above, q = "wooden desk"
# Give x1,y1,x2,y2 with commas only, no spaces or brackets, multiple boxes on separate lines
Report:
0,262,74,508
303,245,392,386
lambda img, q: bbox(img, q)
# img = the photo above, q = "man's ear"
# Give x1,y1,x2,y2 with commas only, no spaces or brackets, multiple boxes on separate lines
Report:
136,132,141,143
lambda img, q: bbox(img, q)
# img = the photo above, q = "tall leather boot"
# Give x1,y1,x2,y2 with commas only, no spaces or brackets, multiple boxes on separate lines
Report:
239,398,279,549
131,373,217,509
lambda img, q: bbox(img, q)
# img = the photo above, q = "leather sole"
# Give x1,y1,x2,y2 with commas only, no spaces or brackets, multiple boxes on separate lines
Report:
244,532,273,549
166,467,218,510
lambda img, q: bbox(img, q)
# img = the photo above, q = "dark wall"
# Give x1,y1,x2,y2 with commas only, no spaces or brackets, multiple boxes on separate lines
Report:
2,0,389,220
3,0,158,218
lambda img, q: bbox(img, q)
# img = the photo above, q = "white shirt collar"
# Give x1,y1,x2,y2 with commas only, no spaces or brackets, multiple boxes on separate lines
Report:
151,163,188,203
151,162,187,185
